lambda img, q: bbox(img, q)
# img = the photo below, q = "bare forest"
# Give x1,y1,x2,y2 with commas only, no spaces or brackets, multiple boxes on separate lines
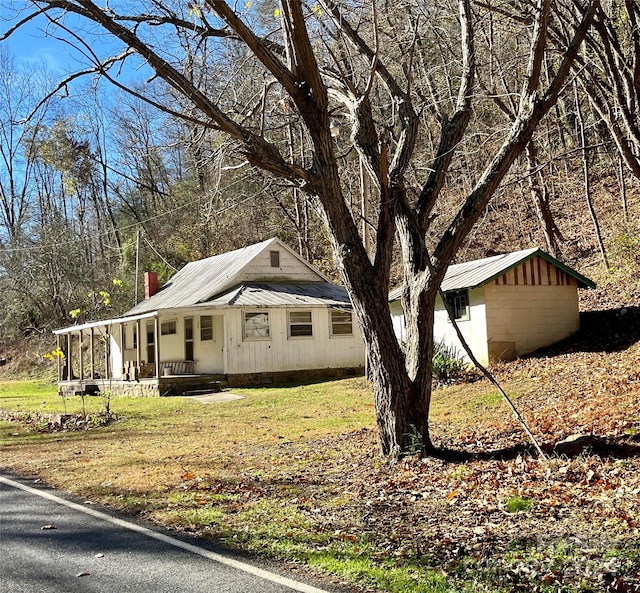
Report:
0,0,639,455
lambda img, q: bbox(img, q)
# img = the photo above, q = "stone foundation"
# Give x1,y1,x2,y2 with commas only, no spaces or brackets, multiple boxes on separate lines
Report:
225,366,364,387
58,366,364,398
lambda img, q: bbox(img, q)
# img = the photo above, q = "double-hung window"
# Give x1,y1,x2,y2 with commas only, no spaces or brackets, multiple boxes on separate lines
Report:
330,309,353,336
289,311,313,337
200,315,213,341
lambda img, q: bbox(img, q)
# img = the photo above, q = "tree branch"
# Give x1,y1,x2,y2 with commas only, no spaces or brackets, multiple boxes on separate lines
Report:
416,0,475,231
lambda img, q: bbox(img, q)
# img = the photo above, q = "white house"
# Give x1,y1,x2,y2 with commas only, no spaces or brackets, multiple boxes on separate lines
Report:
53,238,365,395
389,248,595,366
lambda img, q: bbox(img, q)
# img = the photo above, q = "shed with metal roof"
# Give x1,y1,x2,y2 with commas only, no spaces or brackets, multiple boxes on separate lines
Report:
389,248,595,365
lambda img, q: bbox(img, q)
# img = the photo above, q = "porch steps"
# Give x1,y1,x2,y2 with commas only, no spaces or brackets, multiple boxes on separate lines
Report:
182,384,223,396
161,376,228,397
59,383,101,397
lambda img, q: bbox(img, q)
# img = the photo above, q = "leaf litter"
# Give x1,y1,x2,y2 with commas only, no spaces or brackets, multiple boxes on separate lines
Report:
171,307,640,592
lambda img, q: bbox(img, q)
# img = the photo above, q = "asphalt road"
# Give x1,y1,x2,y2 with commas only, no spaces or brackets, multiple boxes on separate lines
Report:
0,474,336,593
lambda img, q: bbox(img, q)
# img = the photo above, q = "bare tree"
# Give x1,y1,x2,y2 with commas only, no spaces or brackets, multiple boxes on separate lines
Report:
564,1,640,184
2,0,598,456
0,46,51,245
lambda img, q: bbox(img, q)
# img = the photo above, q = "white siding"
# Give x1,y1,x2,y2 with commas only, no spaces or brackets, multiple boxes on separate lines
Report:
433,287,489,365
157,315,183,361
238,246,323,283
131,307,365,376
390,300,406,343
390,289,489,365
109,334,123,379
224,307,365,374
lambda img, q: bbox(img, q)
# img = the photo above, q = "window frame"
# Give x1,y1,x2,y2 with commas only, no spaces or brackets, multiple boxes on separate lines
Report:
243,311,271,340
270,250,280,268
444,289,470,322
330,309,353,337
288,310,313,338
160,320,177,336
200,315,213,341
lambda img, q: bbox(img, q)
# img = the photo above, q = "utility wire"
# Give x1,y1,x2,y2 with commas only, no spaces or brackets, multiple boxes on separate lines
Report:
0,168,262,254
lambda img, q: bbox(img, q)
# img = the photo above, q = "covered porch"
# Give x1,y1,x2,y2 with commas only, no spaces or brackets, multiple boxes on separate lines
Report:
53,311,223,397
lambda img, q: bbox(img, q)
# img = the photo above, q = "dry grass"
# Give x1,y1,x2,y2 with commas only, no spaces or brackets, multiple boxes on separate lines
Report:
1,343,640,593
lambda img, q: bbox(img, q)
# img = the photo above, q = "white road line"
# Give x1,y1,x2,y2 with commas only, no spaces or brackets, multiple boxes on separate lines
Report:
0,475,331,593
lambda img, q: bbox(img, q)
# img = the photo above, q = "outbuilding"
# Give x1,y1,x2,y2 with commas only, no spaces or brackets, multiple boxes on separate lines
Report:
389,248,595,366
54,238,365,396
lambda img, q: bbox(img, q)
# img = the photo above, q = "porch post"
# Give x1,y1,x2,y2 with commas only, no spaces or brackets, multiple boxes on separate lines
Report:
105,327,111,380
66,333,72,381
89,326,95,380
136,319,141,366
56,334,61,382
154,316,160,378
119,323,126,379
78,330,84,380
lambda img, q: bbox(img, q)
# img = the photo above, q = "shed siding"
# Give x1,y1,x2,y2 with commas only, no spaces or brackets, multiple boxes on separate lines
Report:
239,247,322,283
484,283,579,358
433,287,489,365
493,257,577,288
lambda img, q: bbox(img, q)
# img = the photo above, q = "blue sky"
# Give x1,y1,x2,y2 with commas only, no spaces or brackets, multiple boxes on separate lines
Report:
0,5,139,81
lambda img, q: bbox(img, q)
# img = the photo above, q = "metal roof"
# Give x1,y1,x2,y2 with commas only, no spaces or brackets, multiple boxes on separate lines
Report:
206,282,352,307
389,248,595,301
53,311,158,335
124,237,329,315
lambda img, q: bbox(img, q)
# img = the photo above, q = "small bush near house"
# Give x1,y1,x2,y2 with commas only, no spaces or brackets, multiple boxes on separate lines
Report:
432,340,469,385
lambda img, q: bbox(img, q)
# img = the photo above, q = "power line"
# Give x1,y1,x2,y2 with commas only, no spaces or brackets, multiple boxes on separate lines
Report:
0,169,264,254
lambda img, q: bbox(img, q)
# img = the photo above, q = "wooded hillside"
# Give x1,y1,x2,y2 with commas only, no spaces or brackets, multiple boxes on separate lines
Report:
0,0,638,370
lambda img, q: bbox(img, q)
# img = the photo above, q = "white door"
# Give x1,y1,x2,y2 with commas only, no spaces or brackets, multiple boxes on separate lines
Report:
196,314,224,373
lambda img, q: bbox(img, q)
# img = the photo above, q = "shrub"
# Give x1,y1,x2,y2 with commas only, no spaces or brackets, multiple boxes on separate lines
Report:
432,340,467,384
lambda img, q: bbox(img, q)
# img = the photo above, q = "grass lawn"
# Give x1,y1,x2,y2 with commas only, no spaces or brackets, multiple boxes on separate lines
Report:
1,353,640,593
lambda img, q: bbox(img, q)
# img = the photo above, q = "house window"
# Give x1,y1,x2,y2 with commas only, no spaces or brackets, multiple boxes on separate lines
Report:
161,320,177,335
444,289,470,321
244,311,270,339
184,317,194,360
270,250,280,268
146,322,155,364
289,311,313,337
330,309,353,336
200,315,213,341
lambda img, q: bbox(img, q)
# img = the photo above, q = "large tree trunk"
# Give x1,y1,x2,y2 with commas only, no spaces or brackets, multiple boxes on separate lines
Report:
347,267,434,457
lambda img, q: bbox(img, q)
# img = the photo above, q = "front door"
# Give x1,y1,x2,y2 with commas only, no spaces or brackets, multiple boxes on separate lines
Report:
196,314,224,374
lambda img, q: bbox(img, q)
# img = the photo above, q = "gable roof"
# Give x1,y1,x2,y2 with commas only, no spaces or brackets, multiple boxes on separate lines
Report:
389,248,595,301
125,238,330,315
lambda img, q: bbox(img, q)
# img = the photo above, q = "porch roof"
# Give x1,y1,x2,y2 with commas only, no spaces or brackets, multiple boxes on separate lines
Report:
207,281,352,307
53,311,158,335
